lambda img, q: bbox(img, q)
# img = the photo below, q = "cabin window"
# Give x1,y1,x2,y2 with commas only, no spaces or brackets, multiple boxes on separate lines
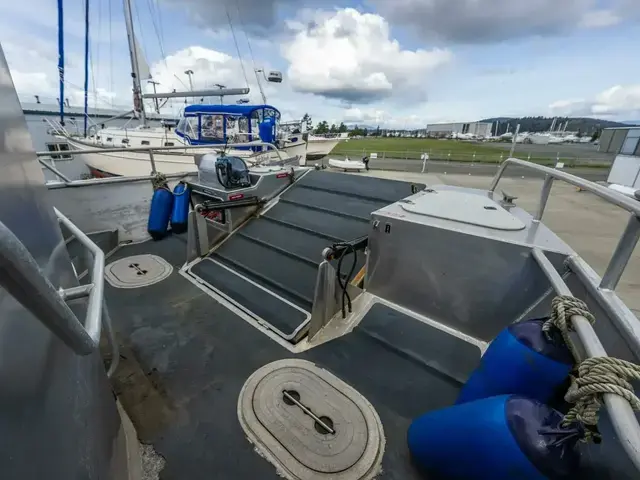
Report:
141,140,150,146
264,107,278,120
106,137,113,142
237,116,249,142
46,142,71,160
164,142,175,147
122,138,130,144
96,136,100,140
201,115,224,141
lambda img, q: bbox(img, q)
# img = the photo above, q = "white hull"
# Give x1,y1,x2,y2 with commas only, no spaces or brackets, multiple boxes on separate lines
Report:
328,158,365,171
306,133,348,159
65,137,308,177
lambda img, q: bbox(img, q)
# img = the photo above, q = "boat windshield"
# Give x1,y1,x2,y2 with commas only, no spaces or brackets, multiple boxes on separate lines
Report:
177,117,198,138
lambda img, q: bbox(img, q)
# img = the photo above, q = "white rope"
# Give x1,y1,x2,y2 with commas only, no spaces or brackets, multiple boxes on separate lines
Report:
542,295,595,361
543,295,640,441
562,356,640,440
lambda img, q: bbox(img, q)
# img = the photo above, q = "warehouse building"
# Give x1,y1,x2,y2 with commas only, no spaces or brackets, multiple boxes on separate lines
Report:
599,126,640,156
425,122,493,138
600,126,640,191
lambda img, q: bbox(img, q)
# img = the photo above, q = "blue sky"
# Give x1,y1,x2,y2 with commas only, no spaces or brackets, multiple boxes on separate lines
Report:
1,0,639,128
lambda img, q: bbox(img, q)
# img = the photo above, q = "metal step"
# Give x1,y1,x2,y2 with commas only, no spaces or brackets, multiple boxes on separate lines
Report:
212,235,317,310
190,259,310,341
263,202,371,243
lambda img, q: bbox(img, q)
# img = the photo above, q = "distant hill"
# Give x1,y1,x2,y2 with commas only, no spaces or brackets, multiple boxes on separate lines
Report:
479,116,628,135
622,120,640,126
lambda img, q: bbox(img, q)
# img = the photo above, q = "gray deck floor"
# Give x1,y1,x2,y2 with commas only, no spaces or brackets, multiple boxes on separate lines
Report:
105,230,477,479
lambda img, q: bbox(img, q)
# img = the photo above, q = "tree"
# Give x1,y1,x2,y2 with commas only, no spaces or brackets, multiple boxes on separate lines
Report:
301,113,313,132
314,121,329,134
591,129,601,142
338,122,348,133
362,127,368,137
329,124,338,134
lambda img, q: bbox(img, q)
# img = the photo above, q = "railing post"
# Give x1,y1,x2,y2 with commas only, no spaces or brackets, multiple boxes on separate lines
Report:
600,214,640,290
534,174,554,222
148,149,157,174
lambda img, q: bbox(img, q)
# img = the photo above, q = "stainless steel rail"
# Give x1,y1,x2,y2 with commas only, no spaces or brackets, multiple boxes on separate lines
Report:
532,248,640,471
0,209,117,376
491,157,640,291
37,140,286,163
491,157,640,216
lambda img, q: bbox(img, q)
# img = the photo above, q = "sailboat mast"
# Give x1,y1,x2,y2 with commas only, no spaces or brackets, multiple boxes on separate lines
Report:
83,0,89,137
123,0,146,126
57,0,65,126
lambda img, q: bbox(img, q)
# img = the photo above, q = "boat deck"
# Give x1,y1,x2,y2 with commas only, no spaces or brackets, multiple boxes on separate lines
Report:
102,171,488,479
105,235,481,479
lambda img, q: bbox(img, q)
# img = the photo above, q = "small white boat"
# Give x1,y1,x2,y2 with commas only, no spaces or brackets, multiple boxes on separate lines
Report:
328,157,366,172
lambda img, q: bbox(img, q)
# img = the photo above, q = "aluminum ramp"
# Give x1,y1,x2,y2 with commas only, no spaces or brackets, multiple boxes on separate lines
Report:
189,171,425,342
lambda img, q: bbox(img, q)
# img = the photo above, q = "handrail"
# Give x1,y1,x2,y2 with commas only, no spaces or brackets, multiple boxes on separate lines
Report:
0,221,96,355
38,158,73,182
491,157,640,291
490,157,640,216
532,248,640,471
36,140,287,163
54,208,105,347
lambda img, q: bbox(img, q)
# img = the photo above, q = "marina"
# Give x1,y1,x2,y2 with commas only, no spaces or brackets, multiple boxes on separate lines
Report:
2,0,640,479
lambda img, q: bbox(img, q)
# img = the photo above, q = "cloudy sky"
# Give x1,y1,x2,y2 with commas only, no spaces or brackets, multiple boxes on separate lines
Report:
1,0,639,128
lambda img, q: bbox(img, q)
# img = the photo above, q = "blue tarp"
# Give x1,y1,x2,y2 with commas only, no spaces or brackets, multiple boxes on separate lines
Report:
183,104,280,116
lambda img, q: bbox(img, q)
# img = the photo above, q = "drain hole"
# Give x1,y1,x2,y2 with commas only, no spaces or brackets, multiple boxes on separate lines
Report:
314,416,334,435
282,390,300,405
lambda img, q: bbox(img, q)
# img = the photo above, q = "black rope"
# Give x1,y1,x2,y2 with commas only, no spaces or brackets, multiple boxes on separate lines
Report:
336,244,358,318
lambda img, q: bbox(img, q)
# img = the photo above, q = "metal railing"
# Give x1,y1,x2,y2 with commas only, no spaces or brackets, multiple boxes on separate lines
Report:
36,140,291,184
0,208,118,377
491,158,640,470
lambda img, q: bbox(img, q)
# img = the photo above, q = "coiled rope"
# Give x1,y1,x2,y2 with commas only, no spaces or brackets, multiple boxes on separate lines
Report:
562,356,640,440
543,295,595,361
151,172,169,191
543,295,640,441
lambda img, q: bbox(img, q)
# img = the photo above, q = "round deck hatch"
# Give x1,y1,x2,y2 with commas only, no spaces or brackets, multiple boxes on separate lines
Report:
105,254,173,288
238,359,385,480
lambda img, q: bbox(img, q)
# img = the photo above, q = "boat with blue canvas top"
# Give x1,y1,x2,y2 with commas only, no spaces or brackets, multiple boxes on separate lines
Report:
60,102,307,177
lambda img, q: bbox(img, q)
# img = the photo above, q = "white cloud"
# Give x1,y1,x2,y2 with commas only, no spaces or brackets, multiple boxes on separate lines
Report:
579,9,621,28
372,0,638,43
550,85,640,118
281,8,452,103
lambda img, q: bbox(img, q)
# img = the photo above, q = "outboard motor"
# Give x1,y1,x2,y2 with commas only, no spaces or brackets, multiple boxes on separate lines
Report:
215,156,251,189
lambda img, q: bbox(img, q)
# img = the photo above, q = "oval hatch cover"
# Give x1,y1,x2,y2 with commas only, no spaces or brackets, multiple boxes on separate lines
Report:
238,359,385,480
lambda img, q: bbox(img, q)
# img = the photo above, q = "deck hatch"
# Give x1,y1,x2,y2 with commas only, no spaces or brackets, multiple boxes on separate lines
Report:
238,359,385,479
105,254,173,288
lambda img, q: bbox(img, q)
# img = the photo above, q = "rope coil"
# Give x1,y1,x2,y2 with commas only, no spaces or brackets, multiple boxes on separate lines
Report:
562,357,640,440
543,295,640,442
543,295,595,361
151,172,169,191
